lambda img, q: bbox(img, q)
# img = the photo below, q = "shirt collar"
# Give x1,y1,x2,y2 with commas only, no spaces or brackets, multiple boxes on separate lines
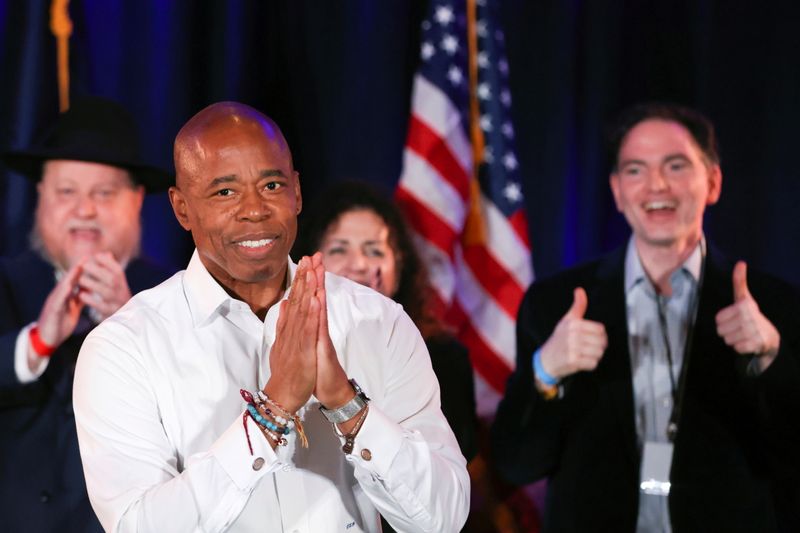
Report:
183,249,298,327
624,236,704,295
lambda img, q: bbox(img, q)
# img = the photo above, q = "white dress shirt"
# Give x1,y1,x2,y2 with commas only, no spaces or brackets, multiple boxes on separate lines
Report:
73,251,469,533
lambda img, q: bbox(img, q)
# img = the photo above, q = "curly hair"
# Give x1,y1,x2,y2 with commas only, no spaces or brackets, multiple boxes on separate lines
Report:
295,181,445,339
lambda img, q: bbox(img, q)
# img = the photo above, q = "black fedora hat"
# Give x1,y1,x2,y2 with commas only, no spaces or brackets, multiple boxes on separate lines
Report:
1,96,172,192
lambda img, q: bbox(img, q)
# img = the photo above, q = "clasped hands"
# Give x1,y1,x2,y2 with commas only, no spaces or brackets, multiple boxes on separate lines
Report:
539,260,781,381
33,252,132,363
263,252,355,420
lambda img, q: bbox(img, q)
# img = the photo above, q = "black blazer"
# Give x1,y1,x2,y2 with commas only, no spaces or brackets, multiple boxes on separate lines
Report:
492,246,800,532
0,250,171,533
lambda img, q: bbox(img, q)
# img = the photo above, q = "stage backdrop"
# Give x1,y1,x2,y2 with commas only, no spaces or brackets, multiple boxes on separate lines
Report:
2,0,799,286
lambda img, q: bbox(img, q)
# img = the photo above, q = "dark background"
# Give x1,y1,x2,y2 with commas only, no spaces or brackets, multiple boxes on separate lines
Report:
2,0,799,287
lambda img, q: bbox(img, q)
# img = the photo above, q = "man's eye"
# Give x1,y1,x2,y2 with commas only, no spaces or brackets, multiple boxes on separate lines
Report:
57,188,76,196
669,162,688,172
623,167,641,177
265,182,283,191
216,188,232,197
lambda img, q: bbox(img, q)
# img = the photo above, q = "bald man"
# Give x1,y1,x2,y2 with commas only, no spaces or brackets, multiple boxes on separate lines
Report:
73,102,469,533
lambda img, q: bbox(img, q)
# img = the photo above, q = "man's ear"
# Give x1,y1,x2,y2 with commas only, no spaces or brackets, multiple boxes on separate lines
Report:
609,173,623,212
706,164,722,205
133,185,145,212
168,186,192,231
293,170,302,215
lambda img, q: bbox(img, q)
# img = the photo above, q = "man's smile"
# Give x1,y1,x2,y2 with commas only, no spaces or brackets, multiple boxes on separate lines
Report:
236,237,275,248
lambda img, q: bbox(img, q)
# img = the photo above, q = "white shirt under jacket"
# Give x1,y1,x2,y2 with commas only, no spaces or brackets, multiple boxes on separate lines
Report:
73,251,469,533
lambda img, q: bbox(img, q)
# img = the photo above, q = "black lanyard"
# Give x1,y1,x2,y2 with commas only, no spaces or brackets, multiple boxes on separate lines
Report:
653,244,706,443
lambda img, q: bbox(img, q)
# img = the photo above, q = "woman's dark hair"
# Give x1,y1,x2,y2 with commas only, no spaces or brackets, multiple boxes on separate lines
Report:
295,181,445,339
607,102,720,170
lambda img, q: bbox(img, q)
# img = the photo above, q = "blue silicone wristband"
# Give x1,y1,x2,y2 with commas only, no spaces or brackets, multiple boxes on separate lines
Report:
533,348,559,386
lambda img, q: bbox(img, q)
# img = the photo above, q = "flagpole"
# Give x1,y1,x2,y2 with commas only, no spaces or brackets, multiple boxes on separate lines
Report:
464,0,486,245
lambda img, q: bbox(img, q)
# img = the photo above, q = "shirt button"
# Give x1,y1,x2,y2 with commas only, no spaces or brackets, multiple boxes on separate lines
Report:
282,464,292,472
252,457,265,471
40,490,50,503
360,449,372,461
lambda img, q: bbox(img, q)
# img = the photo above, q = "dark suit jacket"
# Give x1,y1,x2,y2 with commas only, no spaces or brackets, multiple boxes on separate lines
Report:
0,250,171,532
492,245,800,532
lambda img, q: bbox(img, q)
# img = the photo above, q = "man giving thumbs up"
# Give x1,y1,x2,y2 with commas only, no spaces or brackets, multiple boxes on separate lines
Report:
716,261,781,372
493,103,800,533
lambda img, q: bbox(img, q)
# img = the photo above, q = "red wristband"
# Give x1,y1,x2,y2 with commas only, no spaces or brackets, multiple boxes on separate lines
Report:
29,326,56,357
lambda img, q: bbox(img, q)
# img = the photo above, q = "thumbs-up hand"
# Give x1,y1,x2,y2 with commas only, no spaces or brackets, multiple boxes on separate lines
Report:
715,261,780,371
732,260,752,302
539,287,608,380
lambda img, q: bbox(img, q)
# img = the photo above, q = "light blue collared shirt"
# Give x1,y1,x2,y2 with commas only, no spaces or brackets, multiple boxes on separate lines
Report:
624,237,703,533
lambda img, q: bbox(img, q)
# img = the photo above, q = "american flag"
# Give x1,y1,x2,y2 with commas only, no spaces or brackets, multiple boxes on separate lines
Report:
396,0,533,416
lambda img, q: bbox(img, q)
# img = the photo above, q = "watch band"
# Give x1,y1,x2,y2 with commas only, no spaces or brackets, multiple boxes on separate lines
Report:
319,379,370,423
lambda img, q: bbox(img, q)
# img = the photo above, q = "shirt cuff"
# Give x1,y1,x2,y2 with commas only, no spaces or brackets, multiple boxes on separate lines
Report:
342,404,404,479
208,412,285,490
14,323,50,384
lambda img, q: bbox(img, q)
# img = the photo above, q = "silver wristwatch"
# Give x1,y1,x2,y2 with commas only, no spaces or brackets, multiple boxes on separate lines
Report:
319,379,370,423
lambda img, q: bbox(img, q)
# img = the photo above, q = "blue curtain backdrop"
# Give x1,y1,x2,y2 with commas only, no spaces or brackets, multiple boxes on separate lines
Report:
2,0,799,288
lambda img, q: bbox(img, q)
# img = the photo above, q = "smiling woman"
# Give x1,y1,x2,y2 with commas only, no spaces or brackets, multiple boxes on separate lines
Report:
296,180,479,462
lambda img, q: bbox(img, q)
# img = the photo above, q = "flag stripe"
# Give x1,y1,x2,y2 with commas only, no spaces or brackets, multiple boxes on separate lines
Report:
478,194,534,288
461,244,524,319
406,117,471,202
409,231,457,306
410,76,473,174
395,187,457,260
472,376,503,419
453,246,517,365
400,149,467,232
509,209,531,248
448,300,512,392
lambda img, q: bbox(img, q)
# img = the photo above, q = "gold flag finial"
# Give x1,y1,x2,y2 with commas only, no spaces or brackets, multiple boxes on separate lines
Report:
50,0,73,112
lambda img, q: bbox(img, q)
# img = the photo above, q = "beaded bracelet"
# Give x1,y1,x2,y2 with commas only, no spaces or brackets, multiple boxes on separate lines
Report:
241,391,290,434
261,426,288,447
257,391,293,419
258,390,309,449
253,397,292,429
240,389,289,452
246,404,291,435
